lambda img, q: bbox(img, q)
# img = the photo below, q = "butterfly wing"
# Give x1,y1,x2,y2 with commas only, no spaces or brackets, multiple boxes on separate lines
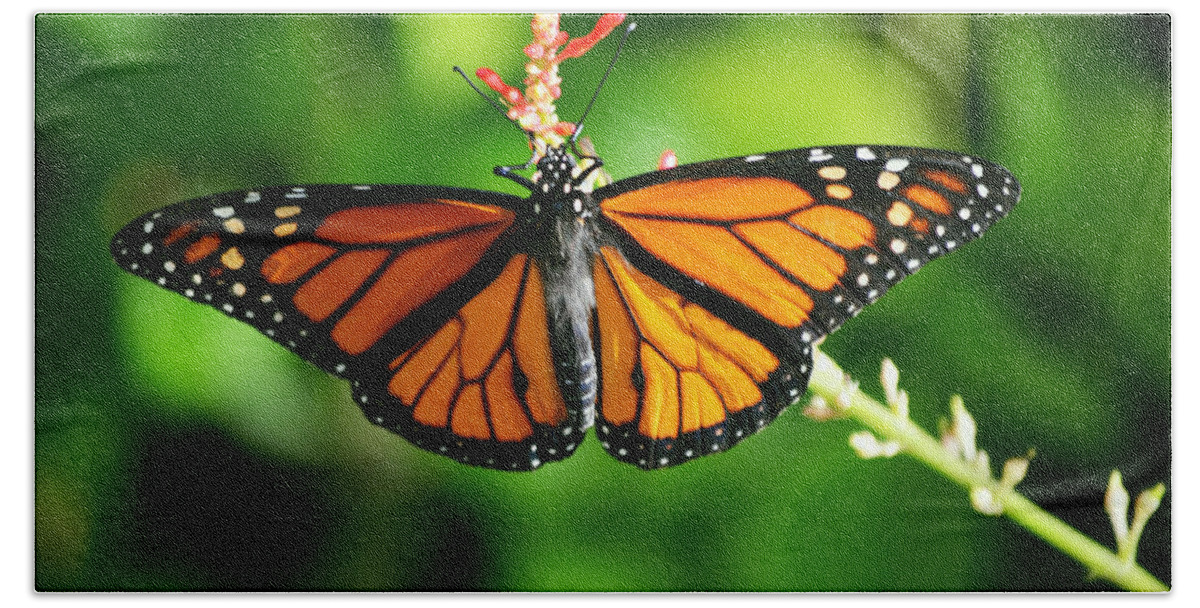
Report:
358,252,589,469
111,184,583,470
591,145,1020,468
591,245,811,469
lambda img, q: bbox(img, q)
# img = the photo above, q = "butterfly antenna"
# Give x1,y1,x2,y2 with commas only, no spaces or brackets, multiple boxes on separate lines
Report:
453,66,528,138
571,21,636,146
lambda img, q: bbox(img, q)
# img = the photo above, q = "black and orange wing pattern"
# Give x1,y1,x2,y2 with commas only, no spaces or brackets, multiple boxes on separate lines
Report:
591,145,1019,468
356,252,589,469
112,144,1018,471
591,245,810,468
111,185,585,470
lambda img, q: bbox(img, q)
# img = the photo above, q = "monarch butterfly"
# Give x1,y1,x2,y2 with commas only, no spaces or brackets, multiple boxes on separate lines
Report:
110,20,1020,471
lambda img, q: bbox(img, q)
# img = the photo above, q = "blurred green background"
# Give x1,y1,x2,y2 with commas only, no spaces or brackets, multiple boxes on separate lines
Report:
35,14,1170,591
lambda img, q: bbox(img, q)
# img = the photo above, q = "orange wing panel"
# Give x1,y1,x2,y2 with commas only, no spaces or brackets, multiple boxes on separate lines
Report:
604,215,815,328
260,242,337,284
594,246,782,444
388,319,462,405
411,346,459,428
512,262,568,426
315,200,514,244
683,302,777,383
485,352,534,441
638,344,680,440
606,251,698,370
380,255,566,445
459,258,524,380
733,220,846,291
184,234,222,264
593,253,640,426
788,205,876,250
451,385,491,440
902,184,953,215
697,346,762,413
603,177,814,221
331,221,508,355
293,249,389,322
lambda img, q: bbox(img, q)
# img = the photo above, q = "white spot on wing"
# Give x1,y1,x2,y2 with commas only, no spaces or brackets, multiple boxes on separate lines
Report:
808,148,834,162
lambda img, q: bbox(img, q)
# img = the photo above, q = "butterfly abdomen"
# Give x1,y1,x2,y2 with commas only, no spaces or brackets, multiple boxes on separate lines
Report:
528,183,604,434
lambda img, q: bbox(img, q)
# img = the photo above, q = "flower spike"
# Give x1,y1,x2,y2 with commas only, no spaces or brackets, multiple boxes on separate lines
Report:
474,13,626,156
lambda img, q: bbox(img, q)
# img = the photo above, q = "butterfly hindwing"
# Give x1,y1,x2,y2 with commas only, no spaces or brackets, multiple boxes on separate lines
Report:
591,246,810,469
596,145,1021,344
353,253,588,470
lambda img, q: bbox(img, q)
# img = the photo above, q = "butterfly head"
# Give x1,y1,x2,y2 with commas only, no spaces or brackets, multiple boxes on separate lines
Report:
514,145,600,225
532,146,579,193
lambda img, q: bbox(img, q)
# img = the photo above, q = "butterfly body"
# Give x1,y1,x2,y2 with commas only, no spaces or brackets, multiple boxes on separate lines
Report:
113,144,1019,470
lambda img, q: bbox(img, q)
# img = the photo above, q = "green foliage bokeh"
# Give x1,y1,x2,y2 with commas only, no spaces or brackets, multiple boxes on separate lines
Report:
35,13,1170,591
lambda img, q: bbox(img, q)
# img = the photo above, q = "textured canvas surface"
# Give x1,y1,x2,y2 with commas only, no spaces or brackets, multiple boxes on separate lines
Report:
35,13,1170,591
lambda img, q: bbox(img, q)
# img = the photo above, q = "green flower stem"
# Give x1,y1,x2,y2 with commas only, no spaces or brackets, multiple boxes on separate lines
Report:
807,349,1167,592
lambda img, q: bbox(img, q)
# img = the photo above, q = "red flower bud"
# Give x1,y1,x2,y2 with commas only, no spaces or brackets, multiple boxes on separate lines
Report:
560,13,625,59
476,67,526,106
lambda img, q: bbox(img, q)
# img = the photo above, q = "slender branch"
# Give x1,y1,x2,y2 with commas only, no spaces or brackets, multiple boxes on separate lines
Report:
805,348,1167,592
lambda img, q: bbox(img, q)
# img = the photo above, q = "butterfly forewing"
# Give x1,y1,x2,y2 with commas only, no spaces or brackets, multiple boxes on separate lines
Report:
112,184,522,369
